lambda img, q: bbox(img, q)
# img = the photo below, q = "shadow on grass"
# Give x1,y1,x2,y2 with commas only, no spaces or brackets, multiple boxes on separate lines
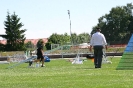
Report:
76,67,96,70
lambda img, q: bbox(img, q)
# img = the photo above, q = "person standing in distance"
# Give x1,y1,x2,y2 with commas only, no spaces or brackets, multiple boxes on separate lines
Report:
89,27,107,68
36,41,45,67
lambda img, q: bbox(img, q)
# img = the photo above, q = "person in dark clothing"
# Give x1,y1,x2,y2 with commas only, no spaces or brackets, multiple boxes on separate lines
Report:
36,42,45,67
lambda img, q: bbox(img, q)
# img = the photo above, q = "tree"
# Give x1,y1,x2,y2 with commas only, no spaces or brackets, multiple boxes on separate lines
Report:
0,43,5,51
45,41,52,50
45,33,70,50
48,33,70,45
45,32,91,50
71,33,77,45
25,41,35,50
1,12,26,51
91,3,133,44
77,33,90,43
128,16,133,35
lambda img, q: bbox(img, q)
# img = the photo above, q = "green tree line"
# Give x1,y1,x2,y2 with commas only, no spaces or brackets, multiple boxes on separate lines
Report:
45,32,90,50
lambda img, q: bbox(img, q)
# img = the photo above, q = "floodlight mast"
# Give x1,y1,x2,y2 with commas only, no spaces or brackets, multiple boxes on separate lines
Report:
67,10,73,45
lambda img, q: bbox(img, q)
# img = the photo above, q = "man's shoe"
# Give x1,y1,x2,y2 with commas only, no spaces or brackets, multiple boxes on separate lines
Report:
41,65,45,67
95,66,98,68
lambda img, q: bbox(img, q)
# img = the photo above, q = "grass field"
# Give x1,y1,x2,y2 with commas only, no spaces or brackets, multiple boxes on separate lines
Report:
0,57,133,88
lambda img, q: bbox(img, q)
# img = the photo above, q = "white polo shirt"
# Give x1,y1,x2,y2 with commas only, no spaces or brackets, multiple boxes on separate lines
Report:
90,32,107,46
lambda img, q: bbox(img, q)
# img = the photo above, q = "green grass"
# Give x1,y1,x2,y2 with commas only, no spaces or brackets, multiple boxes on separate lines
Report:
0,57,133,88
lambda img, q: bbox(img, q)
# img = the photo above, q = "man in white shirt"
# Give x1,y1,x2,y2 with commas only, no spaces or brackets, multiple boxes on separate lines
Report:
89,27,107,68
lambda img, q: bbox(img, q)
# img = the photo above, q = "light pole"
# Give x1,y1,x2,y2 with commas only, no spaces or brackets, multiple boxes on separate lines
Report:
67,10,73,45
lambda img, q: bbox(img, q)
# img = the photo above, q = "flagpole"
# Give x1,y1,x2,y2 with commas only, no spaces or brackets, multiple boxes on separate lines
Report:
67,10,73,45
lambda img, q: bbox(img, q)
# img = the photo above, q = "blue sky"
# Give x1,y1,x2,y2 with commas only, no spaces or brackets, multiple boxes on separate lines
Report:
0,0,132,40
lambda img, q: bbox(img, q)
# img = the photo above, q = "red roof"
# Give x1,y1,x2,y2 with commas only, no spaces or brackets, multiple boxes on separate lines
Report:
0,40,6,44
0,38,48,45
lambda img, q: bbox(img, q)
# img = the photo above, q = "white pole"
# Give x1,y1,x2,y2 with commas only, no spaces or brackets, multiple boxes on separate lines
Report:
67,10,73,45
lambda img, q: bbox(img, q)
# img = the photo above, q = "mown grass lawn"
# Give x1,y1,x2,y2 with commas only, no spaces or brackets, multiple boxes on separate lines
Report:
0,57,133,88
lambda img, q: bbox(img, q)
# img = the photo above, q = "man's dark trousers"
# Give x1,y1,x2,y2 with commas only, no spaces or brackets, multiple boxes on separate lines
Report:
94,46,103,68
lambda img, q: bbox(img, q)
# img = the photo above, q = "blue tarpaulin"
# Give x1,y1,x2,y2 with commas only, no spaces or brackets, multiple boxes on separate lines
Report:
44,56,50,62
